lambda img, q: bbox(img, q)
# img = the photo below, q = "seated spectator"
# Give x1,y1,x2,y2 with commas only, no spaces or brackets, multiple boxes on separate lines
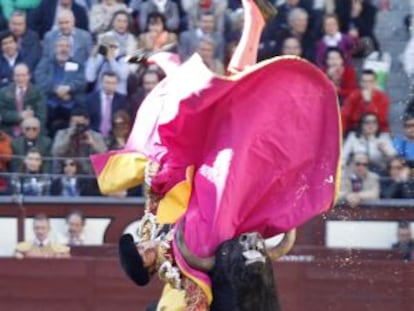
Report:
272,0,311,32
28,0,88,39
106,109,131,150
138,12,177,53
275,7,315,61
51,158,99,196
0,30,33,88
0,63,46,137
51,108,107,175
392,221,414,261
139,0,179,33
197,35,224,75
335,0,379,56
339,152,380,208
128,68,161,116
394,111,414,162
15,213,70,258
0,126,12,194
42,9,93,64
341,69,390,135
99,10,137,57
35,36,85,137
402,33,414,80
10,147,51,195
8,11,42,70
323,47,357,105
343,113,396,175
182,0,228,33
85,34,131,95
179,10,224,62
57,210,87,245
280,36,303,57
11,117,51,171
380,157,414,199
89,0,127,36
84,71,127,137
315,14,355,67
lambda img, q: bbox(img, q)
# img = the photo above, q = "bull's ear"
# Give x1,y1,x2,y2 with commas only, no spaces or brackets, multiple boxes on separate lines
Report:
119,234,150,286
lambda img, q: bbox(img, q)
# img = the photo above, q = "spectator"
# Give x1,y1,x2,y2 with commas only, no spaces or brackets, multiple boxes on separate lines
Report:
276,7,315,61
0,63,46,137
381,157,414,199
51,158,99,196
0,126,12,194
57,210,87,245
280,36,303,57
28,0,89,39
335,0,379,55
137,12,177,53
51,108,107,174
0,30,31,88
10,117,52,172
139,0,180,32
402,33,414,80
84,71,128,136
99,10,137,57
323,47,358,105
35,36,85,137
85,33,131,95
392,221,414,261
106,109,131,150
343,113,396,175
15,213,70,258
197,35,224,74
315,13,355,67
42,9,93,64
128,68,161,116
179,10,224,62
341,69,390,135
393,111,414,162
339,152,380,208
10,147,51,196
89,0,127,36
272,0,311,32
182,0,228,33
8,11,42,70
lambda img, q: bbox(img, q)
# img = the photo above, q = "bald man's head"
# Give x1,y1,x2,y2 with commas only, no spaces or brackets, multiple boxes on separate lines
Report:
13,63,30,87
57,10,75,35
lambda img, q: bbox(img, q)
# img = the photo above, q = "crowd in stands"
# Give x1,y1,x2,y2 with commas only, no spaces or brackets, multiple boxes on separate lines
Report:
0,0,413,204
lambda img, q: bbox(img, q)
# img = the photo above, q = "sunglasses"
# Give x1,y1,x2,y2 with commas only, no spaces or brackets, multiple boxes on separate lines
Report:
24,126,39,131
404,123,414,128
355,162,369,167
390,165,403,170
64,162,76,167
363,119,377,124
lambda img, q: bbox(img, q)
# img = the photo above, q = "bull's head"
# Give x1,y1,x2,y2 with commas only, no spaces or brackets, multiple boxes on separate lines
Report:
176,221,296,272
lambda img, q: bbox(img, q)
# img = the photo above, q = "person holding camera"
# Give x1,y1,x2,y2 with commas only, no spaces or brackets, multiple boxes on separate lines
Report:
51,108,107,175
85,33,131,95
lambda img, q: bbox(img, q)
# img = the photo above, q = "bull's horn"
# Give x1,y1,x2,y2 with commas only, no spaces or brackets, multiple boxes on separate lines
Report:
175,220,215,272
266,229,296,261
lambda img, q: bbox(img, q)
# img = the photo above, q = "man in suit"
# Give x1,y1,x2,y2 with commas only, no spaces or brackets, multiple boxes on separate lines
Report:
42,9,93,64
8,11,42,70
178,10,224,62
35,36,85,137
0,63,46,137
28,0,89,39
0,30,28,88
10,117,52,172
392,221,414,261
84,71,127,137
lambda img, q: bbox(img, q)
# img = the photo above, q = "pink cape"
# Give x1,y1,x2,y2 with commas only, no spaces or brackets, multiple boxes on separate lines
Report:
93,53,341,293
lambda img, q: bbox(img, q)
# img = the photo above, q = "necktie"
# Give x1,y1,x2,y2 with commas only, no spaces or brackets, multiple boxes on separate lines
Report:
13,87,25,137
100,95,112,136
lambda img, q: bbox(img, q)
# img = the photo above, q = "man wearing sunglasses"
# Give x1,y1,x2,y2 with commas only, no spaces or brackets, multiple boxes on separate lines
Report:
339,152,380,208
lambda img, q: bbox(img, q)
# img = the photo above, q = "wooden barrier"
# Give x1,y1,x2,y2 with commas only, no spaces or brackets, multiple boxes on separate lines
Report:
0,256,412,311
0,197,413,246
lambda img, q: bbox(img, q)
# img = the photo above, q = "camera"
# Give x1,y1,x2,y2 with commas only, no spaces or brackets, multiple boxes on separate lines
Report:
74,123,88,136
97,45,108,56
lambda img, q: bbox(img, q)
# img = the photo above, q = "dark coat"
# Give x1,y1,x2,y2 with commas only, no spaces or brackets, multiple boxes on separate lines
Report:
10,135,52,172
19,30,42,69
0,53,25,88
